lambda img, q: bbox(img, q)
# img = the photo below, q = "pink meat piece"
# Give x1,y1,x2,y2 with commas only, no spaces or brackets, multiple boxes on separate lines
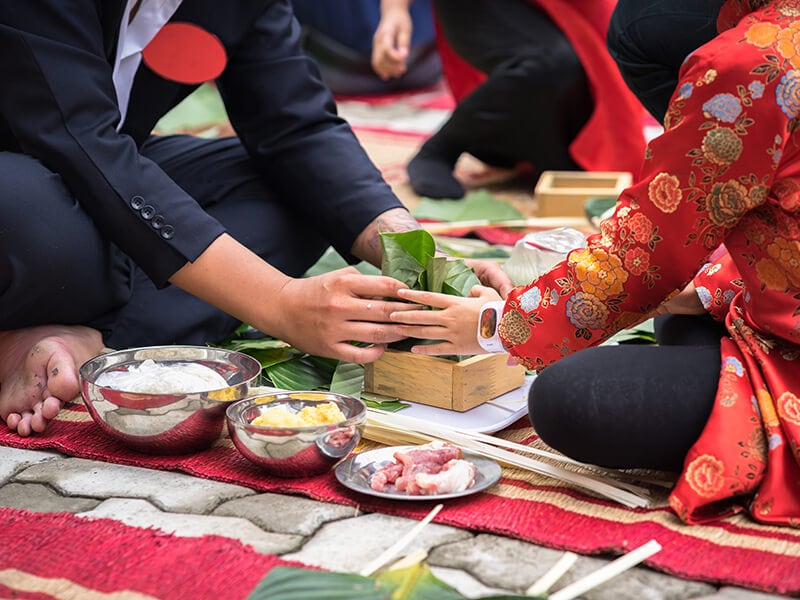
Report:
370,461,404,492
414,459,477,495
393,442,464,494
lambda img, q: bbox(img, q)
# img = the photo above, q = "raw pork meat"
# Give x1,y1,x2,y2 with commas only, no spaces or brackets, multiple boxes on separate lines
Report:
369,441,476,495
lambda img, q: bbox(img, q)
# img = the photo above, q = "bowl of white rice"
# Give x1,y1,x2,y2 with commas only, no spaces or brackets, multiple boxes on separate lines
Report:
80,345,262,455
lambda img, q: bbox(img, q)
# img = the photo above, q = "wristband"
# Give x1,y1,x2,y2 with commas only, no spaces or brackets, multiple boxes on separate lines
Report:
476,300,506,353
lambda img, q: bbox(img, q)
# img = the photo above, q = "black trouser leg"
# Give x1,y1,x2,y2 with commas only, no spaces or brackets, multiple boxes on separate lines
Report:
408,0,592,199
607,0,725,123
0,137,329,348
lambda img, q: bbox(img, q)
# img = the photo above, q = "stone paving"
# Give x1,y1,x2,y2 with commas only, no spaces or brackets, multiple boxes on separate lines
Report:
0,445,788,599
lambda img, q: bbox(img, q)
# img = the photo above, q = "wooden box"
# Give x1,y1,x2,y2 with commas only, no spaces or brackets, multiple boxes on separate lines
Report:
363,350,527,412
534,171,632,217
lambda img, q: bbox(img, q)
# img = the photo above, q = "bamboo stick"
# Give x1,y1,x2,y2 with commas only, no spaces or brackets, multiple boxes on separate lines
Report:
526,552,579,597
365,409,651,508
359,504,443,577
547,540,662,600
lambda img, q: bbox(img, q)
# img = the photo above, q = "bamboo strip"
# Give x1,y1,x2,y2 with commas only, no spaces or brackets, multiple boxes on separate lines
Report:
365,410,650,508
547,540,662,600
359,504,443,577
526,552,579,597
422,217,589,234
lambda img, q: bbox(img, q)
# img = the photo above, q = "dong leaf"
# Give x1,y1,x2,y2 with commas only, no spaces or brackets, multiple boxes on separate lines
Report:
442,259,481,297
380,230,435,289
247,564,538,600
380,230,480,297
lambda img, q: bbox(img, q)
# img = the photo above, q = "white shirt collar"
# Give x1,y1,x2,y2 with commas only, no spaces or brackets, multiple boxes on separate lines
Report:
113,0,184,129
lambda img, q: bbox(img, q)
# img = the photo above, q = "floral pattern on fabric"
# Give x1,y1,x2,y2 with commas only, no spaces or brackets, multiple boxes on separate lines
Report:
499,0,800,526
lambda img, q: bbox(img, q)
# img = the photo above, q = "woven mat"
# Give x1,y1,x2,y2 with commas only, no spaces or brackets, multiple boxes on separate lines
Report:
0,506,299,599
2,401,800,596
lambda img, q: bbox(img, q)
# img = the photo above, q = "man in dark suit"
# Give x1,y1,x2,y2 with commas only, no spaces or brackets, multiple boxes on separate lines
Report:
0,0,511,436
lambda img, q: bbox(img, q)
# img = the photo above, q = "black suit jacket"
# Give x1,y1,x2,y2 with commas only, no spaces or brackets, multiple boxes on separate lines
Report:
0,0,401,285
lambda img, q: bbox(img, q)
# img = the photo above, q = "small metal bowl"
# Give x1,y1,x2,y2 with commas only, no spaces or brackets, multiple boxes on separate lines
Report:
226,391,366,478
80,345,262,455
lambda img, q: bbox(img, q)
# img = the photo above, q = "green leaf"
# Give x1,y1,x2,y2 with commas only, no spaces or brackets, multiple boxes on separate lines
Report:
380,231,434,289
425,256,448,294
303,247,381,278
264,355,336,390
247,567,389,600
411,189,524,223
330,362,365,397
441,260,481,297
376,562,464,600
360,392,409,412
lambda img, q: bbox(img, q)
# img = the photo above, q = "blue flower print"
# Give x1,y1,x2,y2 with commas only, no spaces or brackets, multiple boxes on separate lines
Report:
696,285,712,309
776,70,800,119
549,289,559,306
769,433,783,450
722,289,736,304
702,93,742,123
676,82,693,100
519,287,542,312
748,80,765,99
723,356,744,377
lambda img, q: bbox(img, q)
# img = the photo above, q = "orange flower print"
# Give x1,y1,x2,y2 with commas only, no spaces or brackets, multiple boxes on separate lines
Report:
498,309,531,346
627,212,654,244
773,177,800,212
777,391,800,426
705,180,750,228
624,246,650,276
755,258,788,290
766,237,800,285
757,388,780,428
684,454,726,498
571,247,628,300
648,173,682,213
744,22,780,48
777,20,800,69
701,127,743,165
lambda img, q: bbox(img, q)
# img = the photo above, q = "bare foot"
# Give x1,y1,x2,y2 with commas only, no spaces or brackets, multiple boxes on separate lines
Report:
0,325,104,436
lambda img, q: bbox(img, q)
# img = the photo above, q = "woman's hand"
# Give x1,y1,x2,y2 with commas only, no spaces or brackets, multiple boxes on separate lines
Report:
390,285,503,356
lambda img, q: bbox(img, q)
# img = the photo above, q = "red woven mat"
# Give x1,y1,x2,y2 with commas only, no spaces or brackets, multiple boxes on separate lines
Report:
0,506,301,599
3,402,800,596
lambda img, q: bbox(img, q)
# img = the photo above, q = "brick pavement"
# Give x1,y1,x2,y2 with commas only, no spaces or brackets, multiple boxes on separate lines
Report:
0,446,787,599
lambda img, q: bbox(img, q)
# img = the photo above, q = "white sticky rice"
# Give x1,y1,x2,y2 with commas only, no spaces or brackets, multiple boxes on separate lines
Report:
95,359,228,394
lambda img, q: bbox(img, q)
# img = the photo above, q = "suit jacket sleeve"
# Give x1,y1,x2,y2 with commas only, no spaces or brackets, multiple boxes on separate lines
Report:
215,0,404,262
0,2,228,286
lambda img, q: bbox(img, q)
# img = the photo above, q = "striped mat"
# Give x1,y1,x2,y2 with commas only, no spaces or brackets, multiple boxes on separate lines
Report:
0,506,298,598
2,400,799,596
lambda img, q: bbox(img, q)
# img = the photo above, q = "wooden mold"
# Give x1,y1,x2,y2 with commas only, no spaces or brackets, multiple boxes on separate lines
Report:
363,350,527,412
534,171,632,217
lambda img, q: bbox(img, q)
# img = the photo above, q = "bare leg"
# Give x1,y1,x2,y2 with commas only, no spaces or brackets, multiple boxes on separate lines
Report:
0,326,104,436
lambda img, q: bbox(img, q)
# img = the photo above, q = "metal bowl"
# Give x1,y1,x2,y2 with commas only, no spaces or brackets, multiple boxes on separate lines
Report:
80,345,262,455
226,391,366,478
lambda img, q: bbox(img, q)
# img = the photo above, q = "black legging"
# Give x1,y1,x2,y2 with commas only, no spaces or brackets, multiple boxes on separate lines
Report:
528,315,727,472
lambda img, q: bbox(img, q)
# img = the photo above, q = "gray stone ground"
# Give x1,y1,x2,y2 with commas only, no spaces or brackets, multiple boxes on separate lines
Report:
0,446,789,600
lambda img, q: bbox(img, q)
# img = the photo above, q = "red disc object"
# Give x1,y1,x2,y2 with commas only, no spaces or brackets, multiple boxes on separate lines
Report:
142,22,227,84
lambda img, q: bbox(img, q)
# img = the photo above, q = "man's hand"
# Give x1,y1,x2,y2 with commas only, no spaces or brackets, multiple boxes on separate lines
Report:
273,267,417,363
465,259,515,298
371,1,413,80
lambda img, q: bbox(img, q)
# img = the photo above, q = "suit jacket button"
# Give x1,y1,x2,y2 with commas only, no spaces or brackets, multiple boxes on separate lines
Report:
151,215,164,229
161,225,175,239
140,205,155,220
130,195,145,210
